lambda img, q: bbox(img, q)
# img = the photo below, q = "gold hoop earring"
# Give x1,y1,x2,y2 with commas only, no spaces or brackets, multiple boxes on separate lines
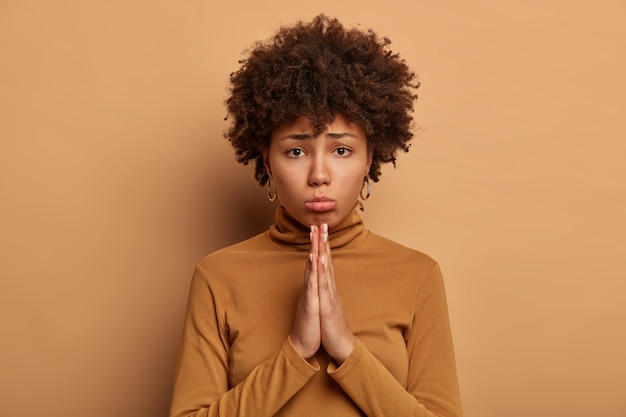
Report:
360,176,371,200
267,175,277,202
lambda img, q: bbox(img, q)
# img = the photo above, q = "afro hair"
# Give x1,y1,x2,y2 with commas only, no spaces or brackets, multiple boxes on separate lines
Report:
225,14,419,185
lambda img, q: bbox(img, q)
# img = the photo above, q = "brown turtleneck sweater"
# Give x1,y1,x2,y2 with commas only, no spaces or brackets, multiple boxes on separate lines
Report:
169,207,462,417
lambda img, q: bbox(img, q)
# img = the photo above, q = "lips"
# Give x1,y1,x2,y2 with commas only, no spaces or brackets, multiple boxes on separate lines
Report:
304,197,337,212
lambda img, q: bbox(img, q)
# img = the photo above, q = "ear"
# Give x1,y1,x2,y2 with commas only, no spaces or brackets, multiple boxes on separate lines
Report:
262,148,271,176
365,150,373,175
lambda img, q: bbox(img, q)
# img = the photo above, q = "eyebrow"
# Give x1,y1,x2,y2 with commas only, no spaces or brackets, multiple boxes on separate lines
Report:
280,133,313,140
279,132,358,141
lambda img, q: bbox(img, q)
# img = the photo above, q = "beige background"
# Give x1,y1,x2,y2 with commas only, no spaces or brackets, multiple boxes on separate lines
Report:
1,1,625,416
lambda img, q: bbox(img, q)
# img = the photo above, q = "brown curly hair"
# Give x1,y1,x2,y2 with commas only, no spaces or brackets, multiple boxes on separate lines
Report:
225,14,419,185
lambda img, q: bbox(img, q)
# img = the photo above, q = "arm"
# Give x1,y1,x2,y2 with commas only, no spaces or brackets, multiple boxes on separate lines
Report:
169,265,319,417
328,263,463,417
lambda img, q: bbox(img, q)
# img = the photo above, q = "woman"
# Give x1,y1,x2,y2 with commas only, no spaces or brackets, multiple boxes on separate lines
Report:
170,14,462,417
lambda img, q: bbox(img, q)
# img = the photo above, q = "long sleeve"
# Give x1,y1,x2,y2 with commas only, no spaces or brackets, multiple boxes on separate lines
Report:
169,210,462,417
328,262,463,417
169,265,318,417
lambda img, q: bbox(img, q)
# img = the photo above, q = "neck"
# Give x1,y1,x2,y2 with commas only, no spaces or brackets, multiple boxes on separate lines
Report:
268,204,368,251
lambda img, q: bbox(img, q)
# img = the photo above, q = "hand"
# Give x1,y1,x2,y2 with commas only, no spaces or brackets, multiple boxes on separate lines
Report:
289,226,321,359
290,224,356,364
317,223,356,364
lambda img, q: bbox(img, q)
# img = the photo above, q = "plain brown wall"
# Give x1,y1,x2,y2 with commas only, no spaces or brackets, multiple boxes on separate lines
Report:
1,1,625,416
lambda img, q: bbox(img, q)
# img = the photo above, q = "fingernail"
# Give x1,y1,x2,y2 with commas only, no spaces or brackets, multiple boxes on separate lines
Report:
309,253,313,263
323,224,328,233
320,256,325,265
323,232,328,243
310,232,312,241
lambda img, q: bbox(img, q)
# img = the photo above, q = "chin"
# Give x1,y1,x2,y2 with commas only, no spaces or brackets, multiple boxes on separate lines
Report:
310,212,342,228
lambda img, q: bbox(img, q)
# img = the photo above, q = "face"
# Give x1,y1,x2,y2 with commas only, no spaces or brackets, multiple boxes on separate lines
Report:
265,114,372,229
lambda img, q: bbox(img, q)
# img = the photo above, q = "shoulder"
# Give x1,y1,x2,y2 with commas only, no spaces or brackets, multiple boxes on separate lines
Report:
363,230,437,267
196,231,272,274
332,230,442,290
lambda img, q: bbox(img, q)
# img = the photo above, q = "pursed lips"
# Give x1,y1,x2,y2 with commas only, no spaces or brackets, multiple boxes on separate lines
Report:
304,197,336,212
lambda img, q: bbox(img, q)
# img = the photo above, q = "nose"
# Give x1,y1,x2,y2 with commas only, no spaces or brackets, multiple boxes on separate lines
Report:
308,154,330,187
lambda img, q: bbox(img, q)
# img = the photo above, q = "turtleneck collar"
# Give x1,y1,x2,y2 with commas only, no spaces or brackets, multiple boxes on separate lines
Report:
267,204,369,251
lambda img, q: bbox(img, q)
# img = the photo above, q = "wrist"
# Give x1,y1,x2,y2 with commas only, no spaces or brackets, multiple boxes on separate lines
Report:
332,335,356,365
289,335,316,359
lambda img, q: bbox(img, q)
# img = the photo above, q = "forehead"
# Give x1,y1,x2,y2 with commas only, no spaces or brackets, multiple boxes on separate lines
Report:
272,114,365,138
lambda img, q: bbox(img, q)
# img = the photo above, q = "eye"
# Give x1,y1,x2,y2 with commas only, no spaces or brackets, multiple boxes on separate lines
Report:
333,147,352,157
286,148,304,158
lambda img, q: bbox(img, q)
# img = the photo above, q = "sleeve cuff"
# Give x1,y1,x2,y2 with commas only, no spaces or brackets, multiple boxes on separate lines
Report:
327,336,363,376
285,336,321,373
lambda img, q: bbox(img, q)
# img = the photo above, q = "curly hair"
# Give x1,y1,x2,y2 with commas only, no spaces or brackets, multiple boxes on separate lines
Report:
225,14,419,185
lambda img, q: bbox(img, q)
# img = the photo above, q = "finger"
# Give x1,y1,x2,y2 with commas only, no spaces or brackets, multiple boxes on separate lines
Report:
307,253,317,279
323,223,334,277
317,223,327,265
303,253,319,315
318,253,328,293
319,223,335,288
307,225,319,290
318,224,330,291
310,225,319,259
304,241,311,276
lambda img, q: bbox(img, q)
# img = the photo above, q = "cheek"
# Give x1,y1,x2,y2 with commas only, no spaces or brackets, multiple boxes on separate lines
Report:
272,168,302,195
337,170,366,193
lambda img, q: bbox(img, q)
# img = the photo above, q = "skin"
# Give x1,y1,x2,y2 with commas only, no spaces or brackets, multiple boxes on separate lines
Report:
264,114,372,364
